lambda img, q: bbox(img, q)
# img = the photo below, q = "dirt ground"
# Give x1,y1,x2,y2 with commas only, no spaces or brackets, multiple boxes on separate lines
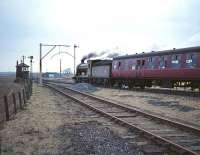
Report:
0,76,26,123
0,76,22,98
0,84,144,155
92,87,200,128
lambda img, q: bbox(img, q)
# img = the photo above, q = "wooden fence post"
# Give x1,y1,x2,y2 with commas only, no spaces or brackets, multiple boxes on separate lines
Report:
29,81,32,97
28,80,32,99
28,83,31,99
18,92,23,109
22,89,26,106
30,80,33,95
12,93,17,114
4,95,9,121
25,86,29,100
27,85,30,100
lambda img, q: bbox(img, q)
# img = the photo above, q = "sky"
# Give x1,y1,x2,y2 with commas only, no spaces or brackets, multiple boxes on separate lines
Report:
0,0,200,72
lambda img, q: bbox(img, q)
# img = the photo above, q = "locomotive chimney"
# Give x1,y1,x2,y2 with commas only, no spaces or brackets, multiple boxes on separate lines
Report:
81,59,85,64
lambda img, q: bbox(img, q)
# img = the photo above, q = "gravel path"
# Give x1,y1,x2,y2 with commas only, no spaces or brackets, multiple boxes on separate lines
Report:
70,83,97,93
55,121,142,155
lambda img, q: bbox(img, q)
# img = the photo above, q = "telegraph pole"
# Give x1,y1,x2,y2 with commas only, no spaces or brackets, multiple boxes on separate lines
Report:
22,55,26,63
60,59,62,77
28,56,33,80
59,46,61,77
39,43,42,85
74,44,79,75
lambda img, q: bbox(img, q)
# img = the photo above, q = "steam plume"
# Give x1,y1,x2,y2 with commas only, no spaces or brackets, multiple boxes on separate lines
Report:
107,53,120,58
81,50,121,63
81,52,97,63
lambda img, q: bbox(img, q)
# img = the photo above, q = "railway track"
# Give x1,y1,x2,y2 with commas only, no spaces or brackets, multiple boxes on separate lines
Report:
44,82,200,155
96,84,200,97
43,79,200,97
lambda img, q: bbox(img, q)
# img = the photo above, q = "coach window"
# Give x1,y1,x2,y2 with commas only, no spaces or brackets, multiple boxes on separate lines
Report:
148,57,153,63
131,64,136,70
186,53,197,68
136,60,141,65
118,61,121,69
125,61,129,71
160,56,166,69
136,60,141,69
164,60,167,68
113,62,118,70
148,57,155,69
171,55,180,68
142,60,145,66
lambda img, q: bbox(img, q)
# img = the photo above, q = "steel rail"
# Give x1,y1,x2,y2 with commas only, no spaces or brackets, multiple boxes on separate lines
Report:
47,81,200,134
45,83,200,155
43,79,200,97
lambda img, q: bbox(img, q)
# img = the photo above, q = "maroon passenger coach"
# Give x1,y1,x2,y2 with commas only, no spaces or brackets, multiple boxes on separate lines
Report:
112,46,200,90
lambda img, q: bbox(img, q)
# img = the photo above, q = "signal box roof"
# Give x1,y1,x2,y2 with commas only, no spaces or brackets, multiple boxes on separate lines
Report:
17,63,29,68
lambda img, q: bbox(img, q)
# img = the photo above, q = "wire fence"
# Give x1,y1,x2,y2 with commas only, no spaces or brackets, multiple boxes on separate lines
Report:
0,80,32,123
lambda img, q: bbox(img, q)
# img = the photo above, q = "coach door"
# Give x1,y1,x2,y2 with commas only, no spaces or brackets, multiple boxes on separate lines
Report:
136,59,145,78
136,59,141,77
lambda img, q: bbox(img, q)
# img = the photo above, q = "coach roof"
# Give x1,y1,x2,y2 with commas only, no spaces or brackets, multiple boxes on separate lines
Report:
113,46,200,60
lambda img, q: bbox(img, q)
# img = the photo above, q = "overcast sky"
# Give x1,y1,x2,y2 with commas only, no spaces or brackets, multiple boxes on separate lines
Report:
0,0,200,72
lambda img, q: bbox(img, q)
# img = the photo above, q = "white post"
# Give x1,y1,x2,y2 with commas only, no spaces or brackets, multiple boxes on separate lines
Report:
74,44,77,75
28,56,33,80
39,43,42,85
74,44,75,75
59,46,61,77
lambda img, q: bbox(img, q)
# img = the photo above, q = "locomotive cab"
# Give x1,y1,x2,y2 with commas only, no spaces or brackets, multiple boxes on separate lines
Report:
75,63,89,82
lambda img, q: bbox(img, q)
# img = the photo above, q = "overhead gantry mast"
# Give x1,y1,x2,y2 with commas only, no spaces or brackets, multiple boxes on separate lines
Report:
39,43,75,85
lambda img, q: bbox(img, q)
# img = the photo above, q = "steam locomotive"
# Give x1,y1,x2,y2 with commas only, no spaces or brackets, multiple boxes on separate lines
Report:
75,46,200,90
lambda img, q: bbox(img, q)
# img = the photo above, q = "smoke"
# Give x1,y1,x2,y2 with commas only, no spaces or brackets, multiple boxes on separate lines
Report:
81,51,107,63
81,50,121,63
81,52,97,63
87,52,97,58
99,50,107,56
107,53,120,58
